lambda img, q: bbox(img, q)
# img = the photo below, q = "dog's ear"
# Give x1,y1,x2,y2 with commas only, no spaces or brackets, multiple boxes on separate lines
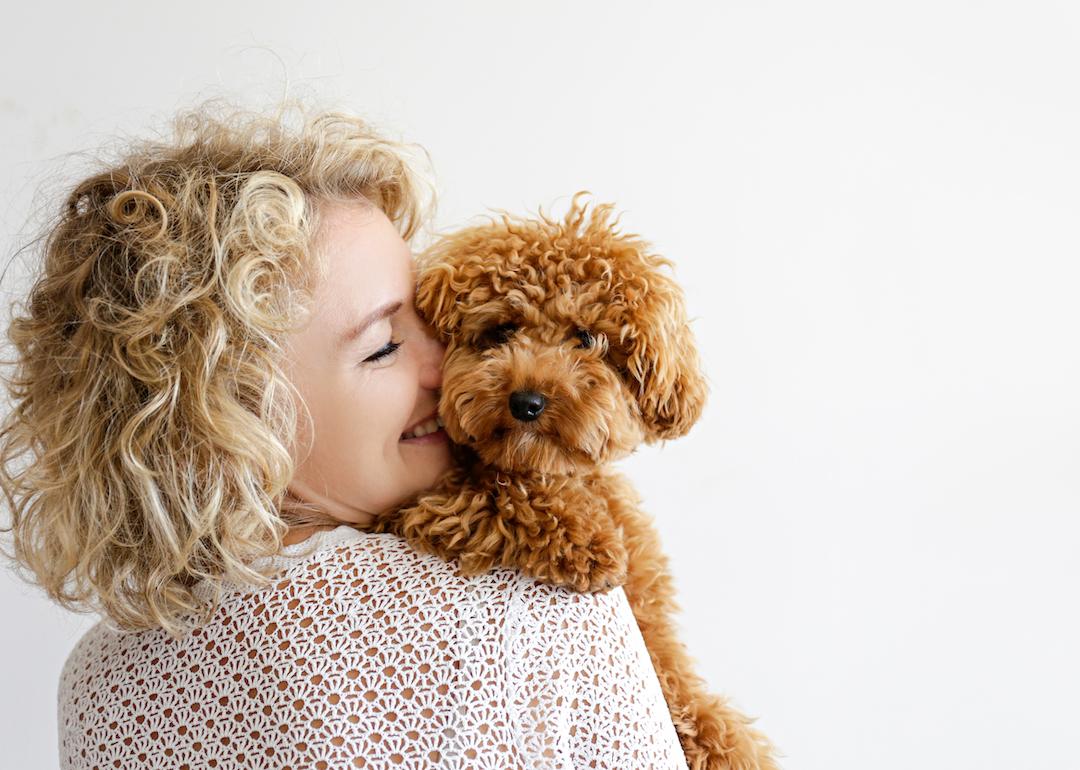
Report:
413,254,464,340
620,267,709,443
412,221,503,340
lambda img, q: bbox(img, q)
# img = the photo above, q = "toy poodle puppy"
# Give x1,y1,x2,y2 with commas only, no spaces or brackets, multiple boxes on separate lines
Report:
367,192,780,770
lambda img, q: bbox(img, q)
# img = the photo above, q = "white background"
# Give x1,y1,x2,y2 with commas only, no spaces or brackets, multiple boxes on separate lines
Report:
3,2,1078,768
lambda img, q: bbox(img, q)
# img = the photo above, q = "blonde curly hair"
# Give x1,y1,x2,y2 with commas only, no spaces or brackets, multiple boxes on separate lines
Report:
0,97,437,637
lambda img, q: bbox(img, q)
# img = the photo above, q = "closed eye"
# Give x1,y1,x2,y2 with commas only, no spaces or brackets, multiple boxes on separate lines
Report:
363,338,403,363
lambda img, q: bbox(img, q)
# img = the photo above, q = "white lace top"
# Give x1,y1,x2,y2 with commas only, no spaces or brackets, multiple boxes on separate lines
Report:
57,525,689,769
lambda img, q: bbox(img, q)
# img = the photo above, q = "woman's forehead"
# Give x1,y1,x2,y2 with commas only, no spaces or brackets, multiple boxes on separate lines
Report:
315,203,412,296
307,203,414,345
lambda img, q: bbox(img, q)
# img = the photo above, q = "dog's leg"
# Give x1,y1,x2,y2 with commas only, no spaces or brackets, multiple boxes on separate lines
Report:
368,469,628,592
366,466,513,575
600,470,782,770
501,472,628,592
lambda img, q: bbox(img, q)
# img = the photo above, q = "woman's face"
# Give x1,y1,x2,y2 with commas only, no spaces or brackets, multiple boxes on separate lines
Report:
281,198,453,527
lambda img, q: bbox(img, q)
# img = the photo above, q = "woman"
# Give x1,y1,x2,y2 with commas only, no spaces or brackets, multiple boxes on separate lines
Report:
0,99,691,769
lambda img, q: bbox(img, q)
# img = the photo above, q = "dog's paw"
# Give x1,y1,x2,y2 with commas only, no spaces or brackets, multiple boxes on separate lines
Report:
391,494,517,577
532,527,629,593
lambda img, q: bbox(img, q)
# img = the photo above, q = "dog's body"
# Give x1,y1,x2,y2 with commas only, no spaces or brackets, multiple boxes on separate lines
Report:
367,193,780,770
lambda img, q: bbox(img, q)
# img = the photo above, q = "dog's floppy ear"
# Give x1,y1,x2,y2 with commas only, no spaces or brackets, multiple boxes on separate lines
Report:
413,258,461,340
620,266,709,443
412,224,496,340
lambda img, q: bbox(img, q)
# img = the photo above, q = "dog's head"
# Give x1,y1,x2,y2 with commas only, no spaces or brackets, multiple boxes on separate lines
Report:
417,192,708,475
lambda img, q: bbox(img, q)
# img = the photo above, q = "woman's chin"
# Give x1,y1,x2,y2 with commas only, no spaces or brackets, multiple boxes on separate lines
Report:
398,436,454,489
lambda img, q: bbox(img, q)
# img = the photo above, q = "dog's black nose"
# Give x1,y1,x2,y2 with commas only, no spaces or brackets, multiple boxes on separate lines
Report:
509,390,546,421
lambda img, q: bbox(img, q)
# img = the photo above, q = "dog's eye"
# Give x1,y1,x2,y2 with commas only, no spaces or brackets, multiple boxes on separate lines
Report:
574,328,595,349
479,322,518,347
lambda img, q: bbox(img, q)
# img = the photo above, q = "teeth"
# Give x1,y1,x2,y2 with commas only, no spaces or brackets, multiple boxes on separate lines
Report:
402,416,444,440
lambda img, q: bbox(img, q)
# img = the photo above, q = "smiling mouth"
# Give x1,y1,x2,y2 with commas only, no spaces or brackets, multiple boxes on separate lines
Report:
400,414,446,440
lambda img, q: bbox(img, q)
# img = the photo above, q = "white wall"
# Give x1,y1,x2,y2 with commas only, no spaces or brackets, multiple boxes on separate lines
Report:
3,1,1078,768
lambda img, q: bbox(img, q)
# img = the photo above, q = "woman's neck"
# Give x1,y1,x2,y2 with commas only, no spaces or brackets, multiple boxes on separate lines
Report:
281,522,341,546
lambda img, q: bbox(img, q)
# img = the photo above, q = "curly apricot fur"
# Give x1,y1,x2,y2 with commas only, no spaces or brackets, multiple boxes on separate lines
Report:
367,193,781,770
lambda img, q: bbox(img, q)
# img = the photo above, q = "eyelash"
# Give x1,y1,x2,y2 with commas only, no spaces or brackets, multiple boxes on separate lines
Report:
363,338,403,364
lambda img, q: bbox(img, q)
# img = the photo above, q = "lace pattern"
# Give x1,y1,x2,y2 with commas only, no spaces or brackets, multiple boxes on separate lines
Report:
57,526,689,769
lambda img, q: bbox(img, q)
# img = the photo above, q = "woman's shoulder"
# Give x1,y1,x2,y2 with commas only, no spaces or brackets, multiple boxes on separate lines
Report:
238,525,546,607
58,524,628,706
58,525,639,700
240,524,629,615
64,525,633,660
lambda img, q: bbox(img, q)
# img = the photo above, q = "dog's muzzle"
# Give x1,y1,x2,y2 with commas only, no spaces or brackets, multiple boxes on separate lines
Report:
509,390,546,422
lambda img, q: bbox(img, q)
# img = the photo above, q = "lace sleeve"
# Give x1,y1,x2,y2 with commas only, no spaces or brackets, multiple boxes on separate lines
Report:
505,580,690,770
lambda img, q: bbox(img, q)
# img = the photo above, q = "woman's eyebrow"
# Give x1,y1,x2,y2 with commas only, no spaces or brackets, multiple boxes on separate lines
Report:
337,299,404,351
